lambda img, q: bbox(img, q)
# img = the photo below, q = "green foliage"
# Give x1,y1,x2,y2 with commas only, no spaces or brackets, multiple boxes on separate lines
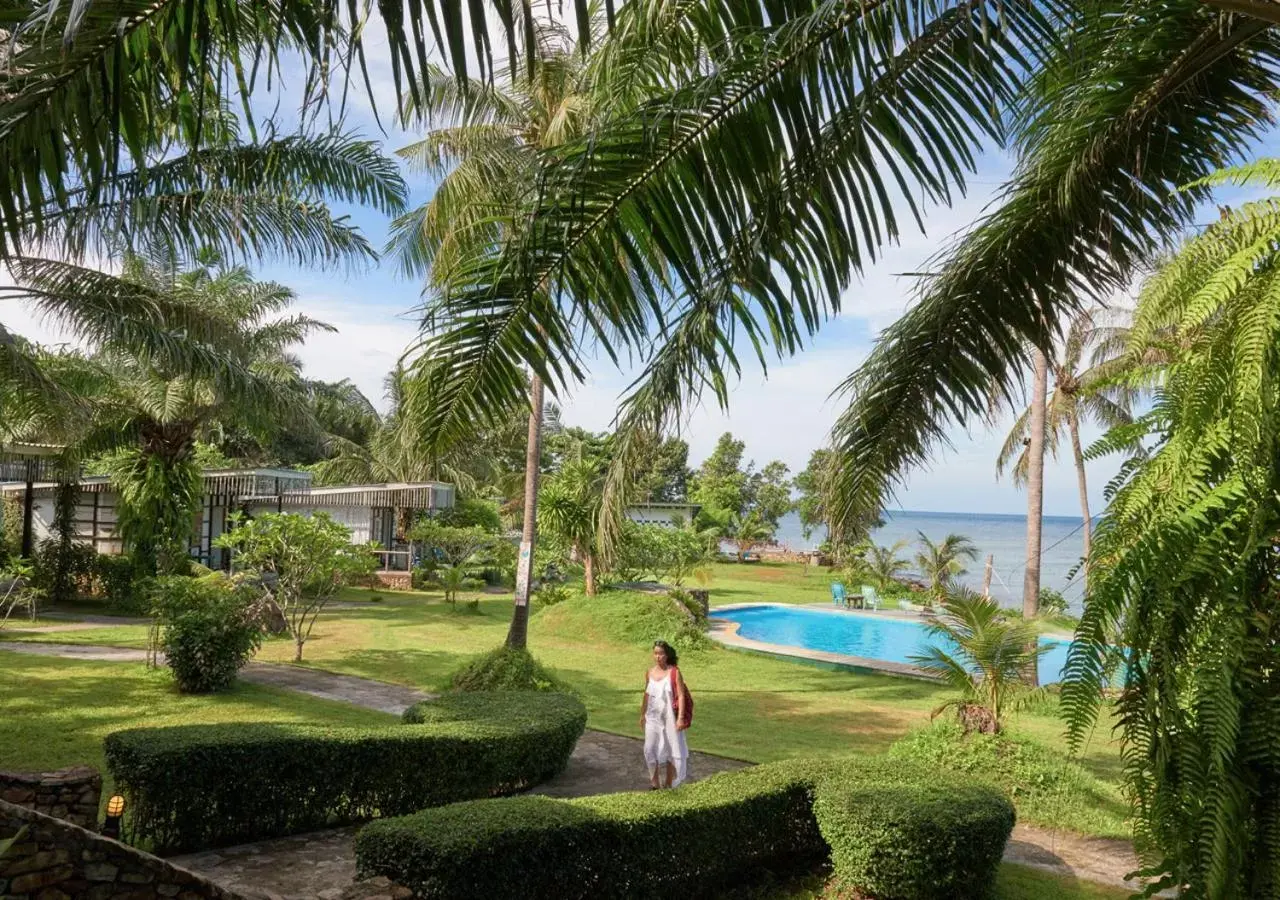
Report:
887,724,1128,838
862,540,910,593
914,532,978,604
151,575,262,693
445,646,572,693
109,448,203,576
911,589,1048,733
1059,162,1280,896
538,451,606,594
614,522,711,586
215,512,375,661
31,536,97,604
0,559,42,627
95,554,147,613
814,779,1014,900
532,582,571,607
1037,588,1069,618
536,590,709,655
0,493,22,562
354,757,1011,899
438,497,503,532
105,691,587,853
437,564,485,608
795,449,834,539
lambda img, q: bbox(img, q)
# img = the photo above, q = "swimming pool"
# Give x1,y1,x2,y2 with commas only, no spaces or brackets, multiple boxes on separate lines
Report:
713,604,1072,684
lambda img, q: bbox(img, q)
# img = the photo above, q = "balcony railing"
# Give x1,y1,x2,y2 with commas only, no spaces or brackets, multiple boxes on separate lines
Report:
372,549,412,572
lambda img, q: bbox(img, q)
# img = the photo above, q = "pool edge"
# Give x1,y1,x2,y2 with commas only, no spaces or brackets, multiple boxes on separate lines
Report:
706,614,938,681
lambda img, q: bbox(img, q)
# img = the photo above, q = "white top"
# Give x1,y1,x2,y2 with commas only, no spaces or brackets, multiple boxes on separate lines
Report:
645,675,673,722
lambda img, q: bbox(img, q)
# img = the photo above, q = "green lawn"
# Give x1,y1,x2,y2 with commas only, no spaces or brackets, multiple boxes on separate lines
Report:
1,561,1125,832
0,562,1132,900
0,653,393,801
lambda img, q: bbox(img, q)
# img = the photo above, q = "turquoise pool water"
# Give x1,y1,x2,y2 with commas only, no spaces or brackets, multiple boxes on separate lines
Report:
714,604,1072,684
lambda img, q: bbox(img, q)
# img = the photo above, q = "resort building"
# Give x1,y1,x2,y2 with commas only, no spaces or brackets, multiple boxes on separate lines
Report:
0,465,454,585
625,501,701,527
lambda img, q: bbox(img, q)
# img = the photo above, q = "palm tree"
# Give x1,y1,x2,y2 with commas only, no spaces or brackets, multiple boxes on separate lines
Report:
1,133,405,415
74,253,328,573
914,532,978,606
910,588,1047,734
394,31,600,646
539,454,607,595
996,311,1137,567
863,541,909,592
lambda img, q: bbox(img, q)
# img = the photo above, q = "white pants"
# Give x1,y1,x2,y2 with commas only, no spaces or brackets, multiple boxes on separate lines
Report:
643,711,689,786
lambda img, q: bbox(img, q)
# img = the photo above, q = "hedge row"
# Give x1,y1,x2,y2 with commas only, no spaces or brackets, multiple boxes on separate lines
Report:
354,758,1015,899
105,692,586,853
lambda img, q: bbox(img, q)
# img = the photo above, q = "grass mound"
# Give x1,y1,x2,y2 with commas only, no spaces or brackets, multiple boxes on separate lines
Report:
534,589,711,653
886,723,1129,838
449,645,574,693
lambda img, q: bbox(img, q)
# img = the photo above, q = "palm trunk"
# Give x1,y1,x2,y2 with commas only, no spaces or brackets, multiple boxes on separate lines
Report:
507,375,545,650
584,551,597,596
1022,348,1049,687
1068,411,1092,567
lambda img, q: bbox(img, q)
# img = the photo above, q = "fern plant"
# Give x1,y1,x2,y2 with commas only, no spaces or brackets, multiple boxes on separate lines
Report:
1063,159,1280,899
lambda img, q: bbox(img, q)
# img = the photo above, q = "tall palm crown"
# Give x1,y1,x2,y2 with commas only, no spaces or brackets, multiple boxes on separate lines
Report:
75,253,329,571
995,309,1137,560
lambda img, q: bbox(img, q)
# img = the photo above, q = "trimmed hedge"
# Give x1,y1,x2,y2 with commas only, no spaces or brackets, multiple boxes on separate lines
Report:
105,692,586,853
354,758,1014,899
814,779,1015,899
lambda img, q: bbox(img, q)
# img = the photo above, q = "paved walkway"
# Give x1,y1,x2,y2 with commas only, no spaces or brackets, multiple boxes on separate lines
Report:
1,639,1144,897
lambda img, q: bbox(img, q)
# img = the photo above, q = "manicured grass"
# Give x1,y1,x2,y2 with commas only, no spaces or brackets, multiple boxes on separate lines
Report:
0,654,394,801
2,562,1125,837
995,864,1132,899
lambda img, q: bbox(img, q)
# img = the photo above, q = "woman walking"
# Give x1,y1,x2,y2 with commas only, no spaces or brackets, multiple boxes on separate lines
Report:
640,639,690,788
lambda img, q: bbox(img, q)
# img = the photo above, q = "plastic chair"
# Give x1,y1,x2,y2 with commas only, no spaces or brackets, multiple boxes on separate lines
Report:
830,582,846,606
861,585,880,611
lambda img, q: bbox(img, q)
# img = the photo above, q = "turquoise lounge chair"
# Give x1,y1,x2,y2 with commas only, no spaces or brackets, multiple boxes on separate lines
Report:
861,585,880,611
830,582,846,606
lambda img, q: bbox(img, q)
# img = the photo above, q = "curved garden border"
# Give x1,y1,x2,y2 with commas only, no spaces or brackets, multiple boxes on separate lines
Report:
356,756,1015,900
105,691,587,853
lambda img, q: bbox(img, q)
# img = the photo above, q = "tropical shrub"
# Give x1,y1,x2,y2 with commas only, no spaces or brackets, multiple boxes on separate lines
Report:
532,582,571,606
0,561,42,628
355,758,1012,899
447,646,572,693
910,588,1047,733
814,778,1014,900
95,553,146,612
886,723,1128,838
105,691,587,853
151,575,262,693
1037,587,1069,618
215,512,375,661
31,538,97,604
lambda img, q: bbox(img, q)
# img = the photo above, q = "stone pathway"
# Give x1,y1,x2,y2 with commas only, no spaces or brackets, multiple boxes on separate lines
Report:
1,639,1145,898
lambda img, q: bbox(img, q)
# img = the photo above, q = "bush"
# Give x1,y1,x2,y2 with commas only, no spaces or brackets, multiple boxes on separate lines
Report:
446,646,573,693
1037,587,1069,618
886,723,1129,837
532,582,571,606
96,554,147,612
814,779,1014,899
105,691,587,853
31,538,97,602
354,758,1012,900
151,575,263,693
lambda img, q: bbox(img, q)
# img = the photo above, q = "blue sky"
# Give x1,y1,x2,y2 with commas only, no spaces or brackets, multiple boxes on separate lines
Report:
8,36,1277,518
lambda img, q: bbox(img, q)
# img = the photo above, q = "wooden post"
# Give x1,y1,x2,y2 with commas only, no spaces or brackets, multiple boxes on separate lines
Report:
982,554,994,599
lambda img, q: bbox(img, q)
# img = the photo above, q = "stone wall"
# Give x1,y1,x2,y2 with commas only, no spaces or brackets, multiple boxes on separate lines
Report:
372,571,411,591
0,767,101,830
0,799,247,900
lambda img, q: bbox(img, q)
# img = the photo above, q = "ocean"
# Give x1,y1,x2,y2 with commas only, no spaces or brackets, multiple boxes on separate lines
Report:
770,509,1089,612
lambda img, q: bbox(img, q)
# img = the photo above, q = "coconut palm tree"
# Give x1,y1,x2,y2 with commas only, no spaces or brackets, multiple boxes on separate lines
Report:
910,587,1048,734
914,532,978,606
996,310,1137,567
863,541,909,592
394,29,601,645
539,453,607,595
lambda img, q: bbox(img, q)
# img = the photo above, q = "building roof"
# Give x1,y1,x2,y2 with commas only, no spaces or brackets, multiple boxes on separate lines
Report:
626,501,702,511
3,469,454,510
279,482,454,510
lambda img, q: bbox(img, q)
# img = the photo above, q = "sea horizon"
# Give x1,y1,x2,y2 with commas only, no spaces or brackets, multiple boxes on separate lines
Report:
771,508,1092,612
